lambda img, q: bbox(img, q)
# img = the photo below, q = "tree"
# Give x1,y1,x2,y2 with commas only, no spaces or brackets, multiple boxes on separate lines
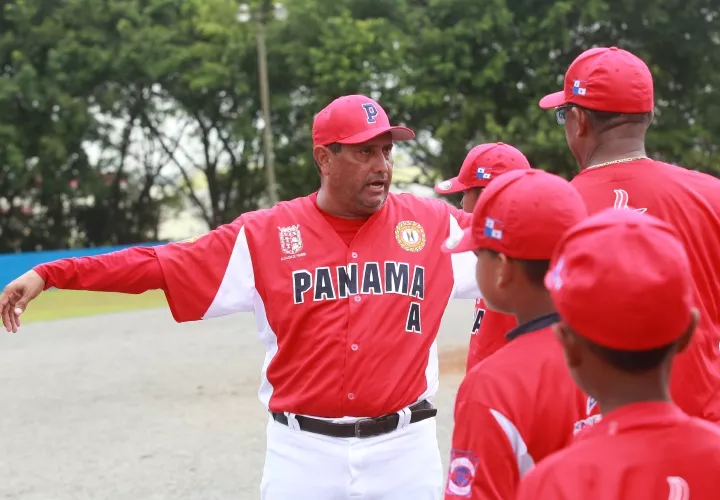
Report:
393,0,720,189
0,0,97,252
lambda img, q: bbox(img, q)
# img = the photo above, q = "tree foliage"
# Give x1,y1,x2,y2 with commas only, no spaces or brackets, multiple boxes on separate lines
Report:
0,0,717,251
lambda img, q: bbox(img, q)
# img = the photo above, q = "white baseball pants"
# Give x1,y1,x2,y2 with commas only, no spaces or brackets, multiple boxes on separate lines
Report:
260,414,444,500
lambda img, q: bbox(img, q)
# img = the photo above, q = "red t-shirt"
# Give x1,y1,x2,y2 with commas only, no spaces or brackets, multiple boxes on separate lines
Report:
571,159,720,422
465,298,517,372
312,193,368,245
445,313,590,500
516,401,720,500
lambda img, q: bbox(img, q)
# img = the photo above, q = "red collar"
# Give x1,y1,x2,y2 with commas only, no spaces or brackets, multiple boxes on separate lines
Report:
579,401,688,440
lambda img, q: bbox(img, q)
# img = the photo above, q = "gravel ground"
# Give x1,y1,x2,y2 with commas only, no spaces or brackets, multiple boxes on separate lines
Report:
0,300,474,500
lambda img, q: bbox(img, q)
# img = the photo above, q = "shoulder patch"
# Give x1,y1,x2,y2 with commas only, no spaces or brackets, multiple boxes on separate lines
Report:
446,449,478,497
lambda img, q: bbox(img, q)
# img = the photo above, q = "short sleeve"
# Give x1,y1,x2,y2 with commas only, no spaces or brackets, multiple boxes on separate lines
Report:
448,211,482,300
155,217,256,322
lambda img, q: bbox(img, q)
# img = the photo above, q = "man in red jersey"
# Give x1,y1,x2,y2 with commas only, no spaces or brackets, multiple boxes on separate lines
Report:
539,46,720,422
517,209,720,500
433,142,530,372
440,169,590,500
0,95,482,500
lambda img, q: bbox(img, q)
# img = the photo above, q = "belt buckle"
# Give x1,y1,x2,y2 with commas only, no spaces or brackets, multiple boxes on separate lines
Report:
354,417,382,439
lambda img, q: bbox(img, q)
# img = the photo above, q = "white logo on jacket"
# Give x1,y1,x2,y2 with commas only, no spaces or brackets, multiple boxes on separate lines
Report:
666,476,690,500
613,189,647,214
279,224,306,260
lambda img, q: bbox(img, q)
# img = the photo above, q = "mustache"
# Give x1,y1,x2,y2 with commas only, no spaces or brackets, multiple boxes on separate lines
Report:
366,176,389,184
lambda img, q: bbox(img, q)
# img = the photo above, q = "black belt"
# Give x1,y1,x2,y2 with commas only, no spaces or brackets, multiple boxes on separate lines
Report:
271,400,437,439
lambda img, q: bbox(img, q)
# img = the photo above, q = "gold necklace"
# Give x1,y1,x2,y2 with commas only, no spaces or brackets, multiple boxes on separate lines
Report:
586,156,649,170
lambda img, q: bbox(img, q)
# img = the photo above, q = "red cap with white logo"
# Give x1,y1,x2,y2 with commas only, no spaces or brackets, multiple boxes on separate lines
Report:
441,169,588,260
434,142,532,194
546,209,695,350
539,46,654,113
312,95,415,147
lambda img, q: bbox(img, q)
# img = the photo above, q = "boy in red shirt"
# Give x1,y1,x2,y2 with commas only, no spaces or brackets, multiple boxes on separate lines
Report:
517,209,720,500
441,169,590,500
539,46,720,422
434,142,530,371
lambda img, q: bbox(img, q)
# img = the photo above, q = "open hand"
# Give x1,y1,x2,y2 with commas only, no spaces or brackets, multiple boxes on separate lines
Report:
0,270,46,333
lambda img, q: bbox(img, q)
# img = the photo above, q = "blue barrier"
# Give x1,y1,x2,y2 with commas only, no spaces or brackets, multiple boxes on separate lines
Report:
0,242,166,288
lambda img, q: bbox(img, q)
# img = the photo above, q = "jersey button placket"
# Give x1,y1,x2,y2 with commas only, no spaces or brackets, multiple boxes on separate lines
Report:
346,249,360,411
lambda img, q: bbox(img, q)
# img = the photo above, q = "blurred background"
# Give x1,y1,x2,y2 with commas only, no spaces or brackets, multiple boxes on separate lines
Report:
1,0,718,258
1,2,719,498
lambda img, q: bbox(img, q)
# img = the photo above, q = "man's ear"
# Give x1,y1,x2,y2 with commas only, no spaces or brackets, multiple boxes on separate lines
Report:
554,322,582,369
313,145,332,176
572,107,590,137
676,308,700,354
496,253,513,289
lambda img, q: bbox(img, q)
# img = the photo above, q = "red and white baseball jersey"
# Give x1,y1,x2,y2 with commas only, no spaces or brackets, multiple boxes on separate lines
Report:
465,299,516,372
516,401,720,500
571,159,720,422
35,191,479,419
444,313,590,500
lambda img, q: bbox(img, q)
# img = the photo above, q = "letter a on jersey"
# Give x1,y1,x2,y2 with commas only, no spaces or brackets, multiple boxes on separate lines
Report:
406,302,422,334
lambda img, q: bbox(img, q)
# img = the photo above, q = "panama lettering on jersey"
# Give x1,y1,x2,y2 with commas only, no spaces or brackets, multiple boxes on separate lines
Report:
156,192,480,419
293,262,425,333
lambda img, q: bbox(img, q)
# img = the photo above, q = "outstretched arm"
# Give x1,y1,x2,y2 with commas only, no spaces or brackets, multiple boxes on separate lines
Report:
1,216,256,332
1,247,165,333
35,246,165,293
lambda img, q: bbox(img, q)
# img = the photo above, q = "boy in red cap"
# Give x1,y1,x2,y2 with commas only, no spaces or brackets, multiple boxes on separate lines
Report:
434,142,531,372
441,169,590,500
516,209,720,500
539,46,720,422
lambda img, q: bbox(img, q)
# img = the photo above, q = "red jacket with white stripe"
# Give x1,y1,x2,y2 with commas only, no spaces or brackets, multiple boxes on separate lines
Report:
35,192,479,419
445,313,592,500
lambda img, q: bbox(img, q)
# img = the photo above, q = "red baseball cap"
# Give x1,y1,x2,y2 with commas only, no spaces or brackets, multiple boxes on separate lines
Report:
538,46,654,113
546,209,695,351
441,169,587,260
434,142,531,194
312,95,415,147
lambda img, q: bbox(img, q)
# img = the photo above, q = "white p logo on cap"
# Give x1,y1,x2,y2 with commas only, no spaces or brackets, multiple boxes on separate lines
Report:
362,103,378,123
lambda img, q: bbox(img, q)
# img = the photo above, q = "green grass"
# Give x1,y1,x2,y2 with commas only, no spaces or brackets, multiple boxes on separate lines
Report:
20,289,168,324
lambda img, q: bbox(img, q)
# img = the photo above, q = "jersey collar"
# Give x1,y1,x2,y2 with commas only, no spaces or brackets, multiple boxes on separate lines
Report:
504,311,560,341
578,401,688,440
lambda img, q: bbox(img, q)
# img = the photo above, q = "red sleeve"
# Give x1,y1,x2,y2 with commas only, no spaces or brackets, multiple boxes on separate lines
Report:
33,216,254,324
445,380,520,500
154,217,255,322
34,246,165,294
447,205,472,228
